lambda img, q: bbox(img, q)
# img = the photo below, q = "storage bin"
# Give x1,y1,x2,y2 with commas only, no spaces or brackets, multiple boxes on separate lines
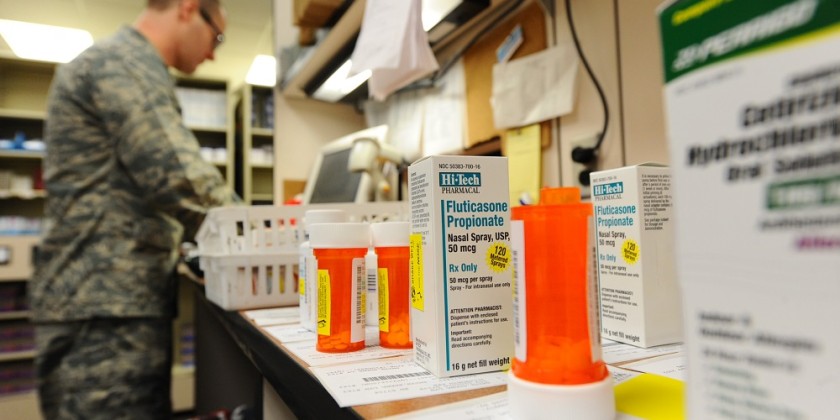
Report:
196,203,407,310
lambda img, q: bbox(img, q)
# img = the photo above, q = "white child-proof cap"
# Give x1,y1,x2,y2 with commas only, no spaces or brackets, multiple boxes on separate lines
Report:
507,371,615,420
370,221,409,247
309,222,370,249
303,209,348,228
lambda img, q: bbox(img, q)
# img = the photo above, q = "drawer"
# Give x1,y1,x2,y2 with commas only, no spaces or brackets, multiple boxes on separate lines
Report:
0,236,39,281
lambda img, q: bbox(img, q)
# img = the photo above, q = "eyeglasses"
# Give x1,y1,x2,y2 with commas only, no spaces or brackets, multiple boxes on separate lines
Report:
199,8,224,49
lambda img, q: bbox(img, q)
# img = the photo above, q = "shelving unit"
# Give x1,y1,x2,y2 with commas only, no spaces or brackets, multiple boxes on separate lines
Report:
235,84,275,204
0,58,52,417
174,77,236,191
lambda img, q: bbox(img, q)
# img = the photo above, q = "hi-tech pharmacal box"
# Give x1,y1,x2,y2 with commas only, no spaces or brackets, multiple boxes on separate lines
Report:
409,155,513,377
659,0,840,418
590,163,681,348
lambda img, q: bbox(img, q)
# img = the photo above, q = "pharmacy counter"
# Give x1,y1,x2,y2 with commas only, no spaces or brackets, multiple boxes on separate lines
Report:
192,284,507,419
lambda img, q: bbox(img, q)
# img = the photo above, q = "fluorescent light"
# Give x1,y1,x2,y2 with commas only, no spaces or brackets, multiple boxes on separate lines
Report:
311,60,371,102
245,54,277,87
0,19,92,63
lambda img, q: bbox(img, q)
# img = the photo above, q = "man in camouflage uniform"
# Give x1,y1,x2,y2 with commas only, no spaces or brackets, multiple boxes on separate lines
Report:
32,0,237,417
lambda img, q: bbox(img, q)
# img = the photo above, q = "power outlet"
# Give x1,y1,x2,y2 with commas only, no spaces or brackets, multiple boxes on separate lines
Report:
569,135,599,198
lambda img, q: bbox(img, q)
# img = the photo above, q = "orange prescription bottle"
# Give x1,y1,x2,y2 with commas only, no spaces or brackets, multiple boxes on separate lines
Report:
309,222,369,353
507,188,614,420
370,222,412,349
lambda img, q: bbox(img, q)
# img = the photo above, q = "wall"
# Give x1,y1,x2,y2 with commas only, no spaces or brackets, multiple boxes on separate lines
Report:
615,0,669,166
272,0,367,203
548,0,669,188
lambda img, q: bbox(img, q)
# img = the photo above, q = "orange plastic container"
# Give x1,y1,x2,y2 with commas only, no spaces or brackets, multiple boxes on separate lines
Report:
510,188,608,385
309,222,369,353
371,221,412,349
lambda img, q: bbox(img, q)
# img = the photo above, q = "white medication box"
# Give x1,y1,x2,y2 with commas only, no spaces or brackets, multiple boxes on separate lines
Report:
590,163,681,348
409,155,514,377
659,0,840,418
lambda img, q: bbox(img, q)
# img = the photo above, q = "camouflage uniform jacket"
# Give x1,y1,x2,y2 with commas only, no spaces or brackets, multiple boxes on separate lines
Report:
31,26,237,322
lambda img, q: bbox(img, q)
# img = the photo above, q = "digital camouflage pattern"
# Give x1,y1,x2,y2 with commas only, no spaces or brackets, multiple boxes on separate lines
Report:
36,318,172,419
31,26,238,322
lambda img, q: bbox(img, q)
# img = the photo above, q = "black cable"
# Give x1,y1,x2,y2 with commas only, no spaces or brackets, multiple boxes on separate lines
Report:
565,0,609,153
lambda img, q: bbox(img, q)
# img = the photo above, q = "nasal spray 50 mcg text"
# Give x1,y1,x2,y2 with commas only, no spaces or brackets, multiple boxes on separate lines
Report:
409,156,513,377
508,188,614,420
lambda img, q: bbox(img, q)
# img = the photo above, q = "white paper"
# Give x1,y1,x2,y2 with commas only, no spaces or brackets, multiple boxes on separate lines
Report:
264,324,316,343
383,391,511,420
601,341,683,365
350,0,439,100
242,307,300,326
282,339,410,367
365,89,425,161
383,367,646,420
491,45,579,130
309,356,508,407
621,353,686,381
422,58,466,155
607,364,644,385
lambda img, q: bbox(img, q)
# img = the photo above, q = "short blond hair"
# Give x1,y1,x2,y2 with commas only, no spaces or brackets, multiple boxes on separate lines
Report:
147,0,220,12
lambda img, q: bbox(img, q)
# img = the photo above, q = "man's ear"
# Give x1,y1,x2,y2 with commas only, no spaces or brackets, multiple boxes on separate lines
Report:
177,0,199,21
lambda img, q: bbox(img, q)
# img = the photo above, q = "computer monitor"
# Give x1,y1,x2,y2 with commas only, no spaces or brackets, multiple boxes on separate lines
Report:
301,126,389,204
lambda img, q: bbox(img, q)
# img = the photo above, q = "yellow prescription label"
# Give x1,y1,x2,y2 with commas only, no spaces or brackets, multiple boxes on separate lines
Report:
378,268,389,332
486,242,511,273
622,239,640,264
317,269,330,335
299,277,305,296
278,266,286,294
410,233,424,311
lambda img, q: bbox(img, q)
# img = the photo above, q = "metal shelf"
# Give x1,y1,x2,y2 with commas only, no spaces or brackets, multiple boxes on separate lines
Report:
0,349,35,363
0,310,31,321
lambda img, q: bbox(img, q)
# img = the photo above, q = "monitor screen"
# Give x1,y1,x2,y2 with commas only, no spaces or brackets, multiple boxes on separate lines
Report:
307,148,364,203
301,125,389,205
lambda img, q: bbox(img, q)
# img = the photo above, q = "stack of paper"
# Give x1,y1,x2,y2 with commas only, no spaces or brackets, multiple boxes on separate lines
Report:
350,0,440,101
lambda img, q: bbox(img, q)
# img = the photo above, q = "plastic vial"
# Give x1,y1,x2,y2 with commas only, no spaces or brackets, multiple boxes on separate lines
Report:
507,188,614,420
370,222,412,349
309,222,370,353
299,210,348,333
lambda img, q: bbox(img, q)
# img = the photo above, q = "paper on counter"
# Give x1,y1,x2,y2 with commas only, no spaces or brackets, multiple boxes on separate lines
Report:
491,44,579,130
384,367,646,420
621,353,686,381
282,339,410,368
309,355,508,407
242,307,300,326
265,324,381,349
264,324,315,343
602,341,683,365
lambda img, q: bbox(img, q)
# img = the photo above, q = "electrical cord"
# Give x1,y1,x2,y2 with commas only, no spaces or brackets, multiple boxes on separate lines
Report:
565,0,609,164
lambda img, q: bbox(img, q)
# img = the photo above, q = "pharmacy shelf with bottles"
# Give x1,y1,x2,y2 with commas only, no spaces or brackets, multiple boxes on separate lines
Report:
236,84,275,204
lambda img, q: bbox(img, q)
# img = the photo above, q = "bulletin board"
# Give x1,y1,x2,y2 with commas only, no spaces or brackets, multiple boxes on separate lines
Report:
462,1,550,149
